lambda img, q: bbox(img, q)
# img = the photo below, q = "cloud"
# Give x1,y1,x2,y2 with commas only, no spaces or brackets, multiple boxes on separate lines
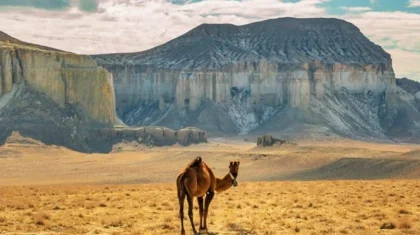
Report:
387,49,420,79
342,11,420,53
340,7,372,12
409,0,420,7
0,0,418,80
0,0,329,54
339,10,420,80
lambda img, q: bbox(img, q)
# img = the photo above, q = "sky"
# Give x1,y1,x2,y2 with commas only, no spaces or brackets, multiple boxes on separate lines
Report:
0,0,419,80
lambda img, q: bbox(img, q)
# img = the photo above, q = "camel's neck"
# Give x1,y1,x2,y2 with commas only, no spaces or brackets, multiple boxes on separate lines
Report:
215,173,234,193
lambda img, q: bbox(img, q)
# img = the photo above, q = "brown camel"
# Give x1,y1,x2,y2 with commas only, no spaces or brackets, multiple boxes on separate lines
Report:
176,157,240,235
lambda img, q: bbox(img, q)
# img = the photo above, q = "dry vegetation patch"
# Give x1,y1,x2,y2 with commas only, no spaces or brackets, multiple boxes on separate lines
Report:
0,181,419,234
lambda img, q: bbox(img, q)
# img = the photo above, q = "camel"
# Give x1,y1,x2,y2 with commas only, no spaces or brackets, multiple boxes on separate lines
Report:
176,157,240,235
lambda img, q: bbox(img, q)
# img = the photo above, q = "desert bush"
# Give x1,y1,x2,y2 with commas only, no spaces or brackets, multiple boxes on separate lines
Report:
380,222,396,229
398,209,410,214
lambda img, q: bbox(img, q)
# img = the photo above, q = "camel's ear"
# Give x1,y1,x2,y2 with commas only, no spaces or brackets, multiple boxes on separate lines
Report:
229,161,233,166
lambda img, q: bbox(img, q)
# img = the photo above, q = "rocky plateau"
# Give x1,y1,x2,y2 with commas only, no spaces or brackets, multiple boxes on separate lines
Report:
93,17,420,142
1,17,420,152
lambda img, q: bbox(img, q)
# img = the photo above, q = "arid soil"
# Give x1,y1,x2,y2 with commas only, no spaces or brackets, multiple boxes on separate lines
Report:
1,135,420,185
0,181,419,234
1,135,420,234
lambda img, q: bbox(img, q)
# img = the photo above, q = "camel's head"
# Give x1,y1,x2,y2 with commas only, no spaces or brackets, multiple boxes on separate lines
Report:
229,161,240,187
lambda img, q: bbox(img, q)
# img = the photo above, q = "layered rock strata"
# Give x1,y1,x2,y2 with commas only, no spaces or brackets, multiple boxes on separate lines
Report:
0,31,116,124
93,17,403,138
0,31,207,152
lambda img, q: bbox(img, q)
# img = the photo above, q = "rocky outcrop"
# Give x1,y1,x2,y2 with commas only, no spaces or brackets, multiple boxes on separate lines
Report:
88,126,207,149
0,32,117,151
257,135,288,147
93,17,404,139
0,82,207,153
0,32,116,124
0,31,208,152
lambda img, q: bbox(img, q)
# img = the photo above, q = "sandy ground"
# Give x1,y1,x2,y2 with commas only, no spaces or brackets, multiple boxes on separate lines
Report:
0,136,420,185
0,181,419,235
1,135,420,234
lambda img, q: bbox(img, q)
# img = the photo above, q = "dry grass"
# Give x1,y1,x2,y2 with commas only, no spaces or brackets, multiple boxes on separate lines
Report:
0,181,419,234
1,138,420,234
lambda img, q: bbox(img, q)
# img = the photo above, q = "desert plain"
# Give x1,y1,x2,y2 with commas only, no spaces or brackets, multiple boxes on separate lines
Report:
1,134,420,234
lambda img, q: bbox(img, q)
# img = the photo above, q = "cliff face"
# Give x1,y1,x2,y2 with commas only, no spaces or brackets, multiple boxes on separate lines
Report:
102,62,394,113
0,31,208,152
93,17,405,139
0,33,116,124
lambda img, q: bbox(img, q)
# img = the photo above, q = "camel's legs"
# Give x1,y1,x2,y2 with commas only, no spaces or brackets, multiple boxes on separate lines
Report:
187,194,197,234
178,186,186,235
197,196,204,231
203,190,214,232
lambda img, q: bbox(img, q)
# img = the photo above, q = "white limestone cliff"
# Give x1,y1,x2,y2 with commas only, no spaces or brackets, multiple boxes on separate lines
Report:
93,18,402,138
0,34,116,124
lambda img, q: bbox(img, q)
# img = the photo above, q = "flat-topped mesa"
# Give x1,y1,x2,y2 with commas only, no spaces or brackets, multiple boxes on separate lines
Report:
0,32,116,124
95,18,392,69
93,17,396,133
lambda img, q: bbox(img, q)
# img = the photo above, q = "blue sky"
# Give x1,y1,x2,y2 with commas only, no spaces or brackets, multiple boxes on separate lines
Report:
320,0,418,14
0,0,419,80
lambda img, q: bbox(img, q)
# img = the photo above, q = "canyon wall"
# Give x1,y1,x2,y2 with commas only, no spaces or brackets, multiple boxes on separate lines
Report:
0,39,116,124
94,17,406,139
0,32,207,152
105,61,395,113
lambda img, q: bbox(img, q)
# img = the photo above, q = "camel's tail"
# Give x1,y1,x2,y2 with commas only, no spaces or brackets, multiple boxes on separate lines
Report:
176,173,185,199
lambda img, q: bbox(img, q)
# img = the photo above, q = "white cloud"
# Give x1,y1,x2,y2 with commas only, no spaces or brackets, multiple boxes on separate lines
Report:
387,49,420,79
339,11,420,80
0,0,329,54
341,7,372,12
0,0,418,80
342,11,420,53
409,0,420,7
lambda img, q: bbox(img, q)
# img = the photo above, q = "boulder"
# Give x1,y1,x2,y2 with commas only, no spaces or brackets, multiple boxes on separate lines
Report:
176,127,208,146
257,135,287,147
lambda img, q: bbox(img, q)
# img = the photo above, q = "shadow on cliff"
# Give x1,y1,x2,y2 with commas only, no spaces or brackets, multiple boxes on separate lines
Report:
0,125,208,153
0,86,207,153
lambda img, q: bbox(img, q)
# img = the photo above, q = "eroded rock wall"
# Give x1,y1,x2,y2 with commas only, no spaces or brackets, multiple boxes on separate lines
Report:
0,42,116,124
90,126,207,147
93,17,401,138
0,33,208,152
106,60,395,115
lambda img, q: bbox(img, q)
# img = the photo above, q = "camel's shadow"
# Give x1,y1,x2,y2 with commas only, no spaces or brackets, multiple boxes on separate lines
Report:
199,232,218,235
